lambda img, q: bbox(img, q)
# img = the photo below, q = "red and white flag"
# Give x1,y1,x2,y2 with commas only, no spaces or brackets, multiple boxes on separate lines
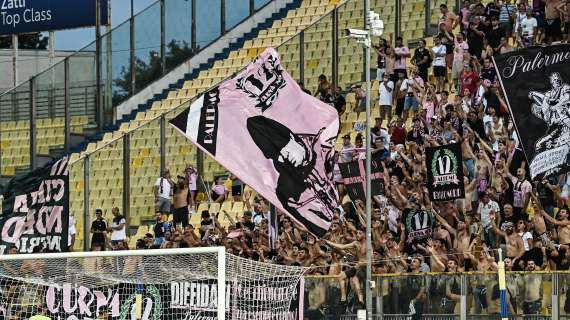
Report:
170,48,339,237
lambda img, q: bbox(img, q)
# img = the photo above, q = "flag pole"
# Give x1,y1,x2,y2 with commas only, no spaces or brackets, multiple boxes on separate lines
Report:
497,248,509,320
364,0,373,318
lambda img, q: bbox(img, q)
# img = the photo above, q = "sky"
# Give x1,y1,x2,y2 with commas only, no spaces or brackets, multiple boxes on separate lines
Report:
53,0,156,51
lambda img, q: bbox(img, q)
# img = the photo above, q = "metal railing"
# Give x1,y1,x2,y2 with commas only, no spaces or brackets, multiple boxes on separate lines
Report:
305,271,569,320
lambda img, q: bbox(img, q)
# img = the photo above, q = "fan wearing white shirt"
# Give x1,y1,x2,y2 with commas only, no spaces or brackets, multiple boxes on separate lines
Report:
378,74,394,126
431,36,447,92
519,10,537,47
154,169,174,215
68,215,76,251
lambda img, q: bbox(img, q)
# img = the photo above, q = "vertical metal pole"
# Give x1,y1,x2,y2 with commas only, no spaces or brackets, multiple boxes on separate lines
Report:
217,248,226,320
29,76,37,170
130,0,136,95
160,0,166,75
299,31,305,84
83,156,90,252
395,0,401,37
332,7,339,89
424,0,430,37
376,277,382,318
160,115,166,175
249,0,255,15
95,0,103,131
48,31,55,66
191,0,197,51
12,34,18,87
362,1,367,82
122,134,130,226
220,0,226,34
460,274,467,320
197,150,204,191
106,0,113,124
64,58,71,153
48,31,56,119
553,273,559,320
364,1,373,319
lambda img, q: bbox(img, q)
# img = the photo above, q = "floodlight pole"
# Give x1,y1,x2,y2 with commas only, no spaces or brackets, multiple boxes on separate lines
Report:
364,0,373,318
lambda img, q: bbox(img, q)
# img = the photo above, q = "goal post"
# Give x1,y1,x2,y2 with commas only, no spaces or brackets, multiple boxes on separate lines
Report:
0,247,306,320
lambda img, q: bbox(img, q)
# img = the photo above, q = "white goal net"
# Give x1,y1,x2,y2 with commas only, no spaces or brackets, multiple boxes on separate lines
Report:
0,247,306,320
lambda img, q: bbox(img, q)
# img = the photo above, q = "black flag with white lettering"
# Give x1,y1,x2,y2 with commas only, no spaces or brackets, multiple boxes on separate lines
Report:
493,44,570,180
338,159,384,202
425,143,465,201
0,157,69,254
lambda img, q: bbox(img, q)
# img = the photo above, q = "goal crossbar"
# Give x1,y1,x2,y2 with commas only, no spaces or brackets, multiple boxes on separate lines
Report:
0,247,224,261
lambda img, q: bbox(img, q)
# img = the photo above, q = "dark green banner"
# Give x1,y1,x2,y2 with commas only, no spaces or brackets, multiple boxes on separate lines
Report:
425,143,465,201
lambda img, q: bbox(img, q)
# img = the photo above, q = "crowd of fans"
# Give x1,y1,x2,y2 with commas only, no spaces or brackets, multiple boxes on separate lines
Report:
79,0,570,316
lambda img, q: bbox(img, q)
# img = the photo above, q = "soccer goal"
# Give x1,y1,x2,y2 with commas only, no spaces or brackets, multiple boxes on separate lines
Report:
0,247,306,320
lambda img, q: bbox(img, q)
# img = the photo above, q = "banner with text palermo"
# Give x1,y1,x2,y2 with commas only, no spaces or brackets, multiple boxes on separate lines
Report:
493,44,570,180
0,0,109,36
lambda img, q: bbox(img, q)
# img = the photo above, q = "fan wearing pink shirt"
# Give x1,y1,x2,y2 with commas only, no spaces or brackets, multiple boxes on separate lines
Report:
393,36,410,78
459,0,471,31
211,176,228,203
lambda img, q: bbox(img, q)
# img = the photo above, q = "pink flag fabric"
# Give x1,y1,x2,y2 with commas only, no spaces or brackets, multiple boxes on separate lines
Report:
170,48,339,237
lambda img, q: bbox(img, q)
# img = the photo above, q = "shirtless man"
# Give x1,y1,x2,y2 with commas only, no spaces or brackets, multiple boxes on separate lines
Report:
539,206,570,245
522,260,543,315
172,175,190,229
545,0,563,43
475,149,492,184
433,221,453,251
325,229,366,307
459,129,477,179
325,221,345,243
531,193,550,247
422,238,449,272
467,242,498,272
491,221,525,262
434,210,473,266
461,175,481,215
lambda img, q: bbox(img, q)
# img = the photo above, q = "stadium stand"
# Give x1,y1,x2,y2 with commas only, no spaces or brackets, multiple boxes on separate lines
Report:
65,0,394,249
0,0,456,252
4,0,570,318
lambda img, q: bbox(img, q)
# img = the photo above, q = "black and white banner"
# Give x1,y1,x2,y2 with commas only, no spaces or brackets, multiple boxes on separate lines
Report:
0,157,69,254
0,278,304,319
493,44,570,180
170,279,304,320
425,143,465,201
338,159,385,202
404,208,434,244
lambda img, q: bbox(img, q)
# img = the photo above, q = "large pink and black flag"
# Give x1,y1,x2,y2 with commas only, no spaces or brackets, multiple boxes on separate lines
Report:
170,48,339,237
